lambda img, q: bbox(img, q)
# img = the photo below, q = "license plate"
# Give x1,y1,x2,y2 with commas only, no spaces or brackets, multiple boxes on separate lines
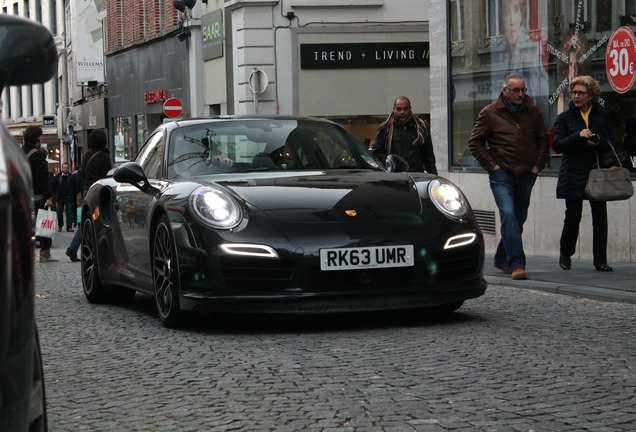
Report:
320,245,414,271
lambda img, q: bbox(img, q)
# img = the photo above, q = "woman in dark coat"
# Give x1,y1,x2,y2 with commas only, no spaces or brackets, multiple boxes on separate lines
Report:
553,76,613,272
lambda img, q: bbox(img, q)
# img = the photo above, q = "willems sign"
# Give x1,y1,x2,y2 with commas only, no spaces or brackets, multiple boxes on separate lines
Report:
300,42,430,69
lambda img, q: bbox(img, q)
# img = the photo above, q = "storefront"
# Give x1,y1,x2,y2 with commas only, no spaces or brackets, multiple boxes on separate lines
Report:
431,0,636,262
448,0,636,173
208,4,430,147
106,36,191,162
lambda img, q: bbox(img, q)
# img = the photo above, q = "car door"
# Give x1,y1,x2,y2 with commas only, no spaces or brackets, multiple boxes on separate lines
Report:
117,130,166,277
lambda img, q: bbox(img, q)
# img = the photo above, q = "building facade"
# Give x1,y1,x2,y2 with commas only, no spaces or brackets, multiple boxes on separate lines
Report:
1,0,64,168
4,0,636,263
104,0,431,162
431,0,636,263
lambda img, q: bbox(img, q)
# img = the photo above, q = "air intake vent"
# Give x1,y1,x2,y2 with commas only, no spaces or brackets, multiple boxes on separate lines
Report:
473,209,496,235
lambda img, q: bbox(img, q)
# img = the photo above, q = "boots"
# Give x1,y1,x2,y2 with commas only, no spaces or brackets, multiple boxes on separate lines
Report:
39,249,59,263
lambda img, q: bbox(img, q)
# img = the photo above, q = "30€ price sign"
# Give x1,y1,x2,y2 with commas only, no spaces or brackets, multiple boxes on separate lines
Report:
606,27,636,94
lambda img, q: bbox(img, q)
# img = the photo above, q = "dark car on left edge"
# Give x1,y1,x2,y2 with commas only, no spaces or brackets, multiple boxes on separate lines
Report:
0,15,58,431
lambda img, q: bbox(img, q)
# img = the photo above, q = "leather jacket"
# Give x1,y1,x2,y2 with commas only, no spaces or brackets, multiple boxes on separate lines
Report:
468,93,548,178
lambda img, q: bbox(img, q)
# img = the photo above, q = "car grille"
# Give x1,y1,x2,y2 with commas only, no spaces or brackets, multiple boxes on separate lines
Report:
219,243,482,292
432,243,483,281
220,256,294,290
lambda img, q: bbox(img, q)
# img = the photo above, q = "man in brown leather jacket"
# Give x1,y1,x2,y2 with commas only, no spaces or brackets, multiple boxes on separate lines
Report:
469,73,548,280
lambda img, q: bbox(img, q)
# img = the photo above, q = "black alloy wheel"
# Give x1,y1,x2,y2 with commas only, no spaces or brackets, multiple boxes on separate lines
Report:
81,214,107,303
152,214,184,327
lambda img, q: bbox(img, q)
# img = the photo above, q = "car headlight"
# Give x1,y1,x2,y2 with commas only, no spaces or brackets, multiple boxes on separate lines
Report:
428,179,469,220
191,186,243,229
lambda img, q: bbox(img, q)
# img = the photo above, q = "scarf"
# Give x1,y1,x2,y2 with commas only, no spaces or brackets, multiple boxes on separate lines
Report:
502,95,526,121
385,113,429,155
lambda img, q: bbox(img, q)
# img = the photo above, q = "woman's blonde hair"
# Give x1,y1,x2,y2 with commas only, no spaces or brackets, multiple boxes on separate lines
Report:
569,75,601,103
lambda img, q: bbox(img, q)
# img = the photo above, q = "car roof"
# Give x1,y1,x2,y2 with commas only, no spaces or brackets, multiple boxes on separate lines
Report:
160,115,338,132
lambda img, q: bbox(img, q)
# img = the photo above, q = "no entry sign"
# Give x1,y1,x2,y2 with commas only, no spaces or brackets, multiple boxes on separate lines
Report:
606,26,636,94
163,97,184,118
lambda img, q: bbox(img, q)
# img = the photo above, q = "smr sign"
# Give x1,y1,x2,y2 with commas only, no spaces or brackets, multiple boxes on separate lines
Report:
300,42,430,70
42,115,56,128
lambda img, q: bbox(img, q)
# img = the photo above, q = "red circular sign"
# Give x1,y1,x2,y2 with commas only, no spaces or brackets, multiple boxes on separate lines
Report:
606,27,636,94
163,97,183,118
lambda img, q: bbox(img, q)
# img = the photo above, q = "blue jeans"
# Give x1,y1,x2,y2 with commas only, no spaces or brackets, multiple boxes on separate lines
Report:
69,226,81,253
488,169,538,271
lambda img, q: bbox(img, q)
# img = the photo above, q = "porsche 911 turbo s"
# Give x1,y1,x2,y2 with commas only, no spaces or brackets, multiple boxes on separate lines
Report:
80,117,486,326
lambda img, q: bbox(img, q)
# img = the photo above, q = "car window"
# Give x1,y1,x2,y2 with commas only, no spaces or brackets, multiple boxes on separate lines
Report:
137,131,165,179
166,120,378,179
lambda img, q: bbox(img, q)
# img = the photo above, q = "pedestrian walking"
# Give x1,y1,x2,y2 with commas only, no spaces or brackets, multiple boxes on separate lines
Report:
552,75,613,272
65,129,112,262
23,125,59,263
371,96,438,174
468,73,548,280
51,162,76,232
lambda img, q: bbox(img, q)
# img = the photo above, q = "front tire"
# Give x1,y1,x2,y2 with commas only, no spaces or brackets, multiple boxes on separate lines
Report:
81,214,108,303
152,215,184,327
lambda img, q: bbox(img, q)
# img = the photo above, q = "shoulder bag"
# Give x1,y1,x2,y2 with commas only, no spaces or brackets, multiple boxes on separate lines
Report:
585,142,634,201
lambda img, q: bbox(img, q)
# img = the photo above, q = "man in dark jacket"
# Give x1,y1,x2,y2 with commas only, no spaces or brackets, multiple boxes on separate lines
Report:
469,73,548,280
371,96,437,175
51,162,76,232
23,125,58,263
65,129,112,262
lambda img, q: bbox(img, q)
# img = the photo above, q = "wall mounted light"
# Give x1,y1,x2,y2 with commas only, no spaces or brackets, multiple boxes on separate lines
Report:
173,0,196,11
177,29,191,42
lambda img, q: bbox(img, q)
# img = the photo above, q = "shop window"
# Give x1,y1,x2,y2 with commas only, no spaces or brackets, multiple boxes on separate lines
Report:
449,0,636,174
113,116,135,163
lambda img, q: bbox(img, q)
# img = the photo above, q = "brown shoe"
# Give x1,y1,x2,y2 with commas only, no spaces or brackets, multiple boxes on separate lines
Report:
493,261,510,273
511,267,527,280
39,250,59,263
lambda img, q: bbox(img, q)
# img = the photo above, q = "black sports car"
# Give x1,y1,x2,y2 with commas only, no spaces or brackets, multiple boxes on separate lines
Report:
81,117,486,326
0,15,56,431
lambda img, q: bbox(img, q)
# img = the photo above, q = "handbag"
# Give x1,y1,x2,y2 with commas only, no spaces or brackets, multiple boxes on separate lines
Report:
35,206,57,239
585,143,634,201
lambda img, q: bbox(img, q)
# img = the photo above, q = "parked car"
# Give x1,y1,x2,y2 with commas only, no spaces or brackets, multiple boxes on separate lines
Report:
0,14,58,431
81,117,487,326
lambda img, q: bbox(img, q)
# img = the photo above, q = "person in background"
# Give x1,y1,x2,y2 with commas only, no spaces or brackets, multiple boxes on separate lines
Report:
552,75,613,272
468,73,548,280
371,96,438,175
23,125,58,263
65,129,112,262
51,162,76,232
70,164,82,227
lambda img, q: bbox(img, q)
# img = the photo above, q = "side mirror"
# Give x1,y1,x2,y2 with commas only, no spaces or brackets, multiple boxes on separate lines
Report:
385,154,410,173
113,162,160,197
0,15,58,91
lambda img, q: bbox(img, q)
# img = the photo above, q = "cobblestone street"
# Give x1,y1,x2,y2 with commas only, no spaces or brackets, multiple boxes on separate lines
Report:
36,259,636,431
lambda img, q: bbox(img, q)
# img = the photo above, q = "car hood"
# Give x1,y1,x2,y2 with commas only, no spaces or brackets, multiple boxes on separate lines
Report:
211,170,427,223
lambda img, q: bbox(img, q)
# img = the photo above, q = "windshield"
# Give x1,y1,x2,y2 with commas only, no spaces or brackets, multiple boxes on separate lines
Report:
166,119,380,179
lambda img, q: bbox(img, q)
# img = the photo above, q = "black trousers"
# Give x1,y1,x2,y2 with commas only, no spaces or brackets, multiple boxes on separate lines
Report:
559,199,608,265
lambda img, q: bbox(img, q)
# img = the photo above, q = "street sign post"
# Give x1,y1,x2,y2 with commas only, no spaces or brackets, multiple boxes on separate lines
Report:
163,97,184,118
248,68,268,114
